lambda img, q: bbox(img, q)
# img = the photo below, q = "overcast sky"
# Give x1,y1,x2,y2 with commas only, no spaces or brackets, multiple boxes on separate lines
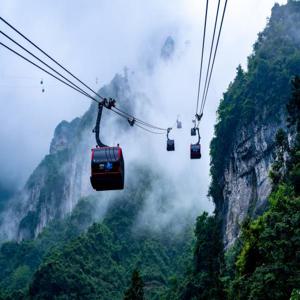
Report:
0,0,286,198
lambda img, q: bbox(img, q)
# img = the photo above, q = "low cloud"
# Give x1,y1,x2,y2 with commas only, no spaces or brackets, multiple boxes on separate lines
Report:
0,0,287,233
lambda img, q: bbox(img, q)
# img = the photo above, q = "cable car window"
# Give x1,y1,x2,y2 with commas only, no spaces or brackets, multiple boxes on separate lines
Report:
93,149,107,161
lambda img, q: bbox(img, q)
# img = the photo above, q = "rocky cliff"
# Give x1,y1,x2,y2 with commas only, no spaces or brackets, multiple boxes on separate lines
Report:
222,115,287,248
210,1,300,248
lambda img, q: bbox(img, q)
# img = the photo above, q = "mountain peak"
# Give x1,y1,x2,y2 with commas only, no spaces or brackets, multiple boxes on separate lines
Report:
160,36,175,60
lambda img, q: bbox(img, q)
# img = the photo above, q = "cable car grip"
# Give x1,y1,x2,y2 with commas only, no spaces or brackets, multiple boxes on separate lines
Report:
167,127,172,140
195,112,203,122
128,118,135,126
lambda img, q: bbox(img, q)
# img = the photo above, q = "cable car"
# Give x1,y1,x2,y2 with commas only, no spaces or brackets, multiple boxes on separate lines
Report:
90,146,124,191
176,115,182,129
190,126,201,159
166,127,175,151
90,100,125,191
167,139,175,151
190,143,201,159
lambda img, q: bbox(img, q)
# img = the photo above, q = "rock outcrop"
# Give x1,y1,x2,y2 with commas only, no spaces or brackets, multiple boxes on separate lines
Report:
211,1,300,248
222,117,286,248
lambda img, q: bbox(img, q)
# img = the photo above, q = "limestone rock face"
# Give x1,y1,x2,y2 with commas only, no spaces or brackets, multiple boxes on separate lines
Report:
210,1,300,249
222,117,286,248
50,118,80,155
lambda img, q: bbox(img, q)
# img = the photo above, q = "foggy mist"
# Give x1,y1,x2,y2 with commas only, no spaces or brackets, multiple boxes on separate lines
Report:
0,0,287,212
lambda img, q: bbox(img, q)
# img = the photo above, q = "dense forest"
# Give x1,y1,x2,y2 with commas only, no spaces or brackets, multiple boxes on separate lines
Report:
176,1,300,299
0,1,300,299
0,168,193,299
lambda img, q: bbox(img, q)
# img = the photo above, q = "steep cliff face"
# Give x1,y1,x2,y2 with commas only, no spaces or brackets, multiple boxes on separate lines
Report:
222,116,286,248
210,1,300,248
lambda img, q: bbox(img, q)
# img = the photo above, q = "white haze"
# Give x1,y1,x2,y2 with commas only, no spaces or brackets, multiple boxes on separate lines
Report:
0,0,286,220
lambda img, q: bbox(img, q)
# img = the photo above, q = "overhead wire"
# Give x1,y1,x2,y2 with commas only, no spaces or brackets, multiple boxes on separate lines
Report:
107,107,165,134
0,30,94,101
0,42,99,103
195,0,209,116
200,0,229,115
135,124,166,135
0,16,105,101
199,0,221,115
0,16,169,133
0,40,168,133
113,107,167,131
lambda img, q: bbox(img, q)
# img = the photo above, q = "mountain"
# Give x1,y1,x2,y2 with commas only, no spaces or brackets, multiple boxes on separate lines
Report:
0,31,179,243
0,183,14,213
173,2,300,299
0,36,197,299
0,169,192,299
209,0,300,248
1,2,300,299
0,72,136,242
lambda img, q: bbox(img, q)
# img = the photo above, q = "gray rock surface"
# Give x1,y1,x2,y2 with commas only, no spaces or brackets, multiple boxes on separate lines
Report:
222,116,286,248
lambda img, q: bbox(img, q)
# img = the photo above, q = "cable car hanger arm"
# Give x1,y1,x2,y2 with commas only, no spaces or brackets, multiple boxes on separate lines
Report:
93,101,113,148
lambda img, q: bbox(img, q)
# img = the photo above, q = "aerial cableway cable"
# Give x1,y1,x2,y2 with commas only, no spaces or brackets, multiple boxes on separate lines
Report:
0,39,167,134
190,0,228,160
199,0,221,115
195,0,209,117
0,17,167,132
135,124,166,135
0,16,105,101
0,29,165,133
199,0,229,116
0,17,168,133
0,42,100,103
108,107,165,134
0,40,167,134
112,107,167,131
0,30,95,102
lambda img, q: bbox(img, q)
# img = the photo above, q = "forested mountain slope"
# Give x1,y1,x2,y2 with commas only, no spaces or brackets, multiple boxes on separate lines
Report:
1,2,300,300
171,2,300,299
0,167,193,299
209,0,300,248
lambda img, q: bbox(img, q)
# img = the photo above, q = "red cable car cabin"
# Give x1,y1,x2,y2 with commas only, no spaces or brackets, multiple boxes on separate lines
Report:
190,143,201,159
90,146,124,191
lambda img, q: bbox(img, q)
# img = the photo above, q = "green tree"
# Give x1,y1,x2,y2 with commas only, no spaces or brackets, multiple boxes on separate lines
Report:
269,129,289,186
124,269,145,300
228,61,300,300
229,185,300,300
179,213,224,300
